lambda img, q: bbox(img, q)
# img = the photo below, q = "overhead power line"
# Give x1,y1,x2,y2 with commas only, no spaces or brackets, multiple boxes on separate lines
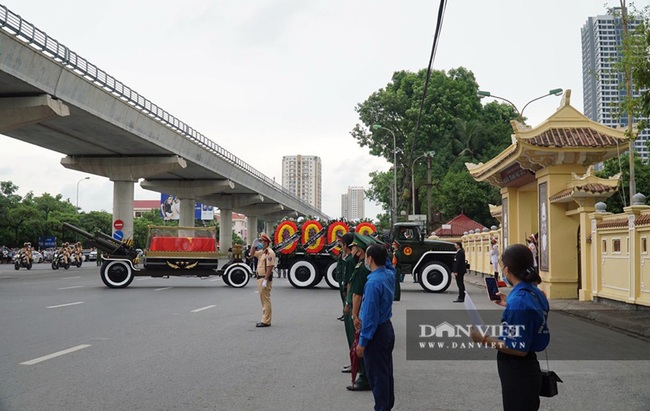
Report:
408,0,448,163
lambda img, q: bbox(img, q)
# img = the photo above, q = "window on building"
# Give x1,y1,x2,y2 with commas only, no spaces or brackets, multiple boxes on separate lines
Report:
613,238,621,253
602,239,607,253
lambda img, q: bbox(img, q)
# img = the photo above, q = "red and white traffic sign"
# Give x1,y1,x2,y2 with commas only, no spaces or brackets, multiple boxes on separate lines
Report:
113,219,124,230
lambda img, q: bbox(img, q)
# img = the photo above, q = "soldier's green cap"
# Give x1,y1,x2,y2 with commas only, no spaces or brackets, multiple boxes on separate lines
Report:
350,233,376,251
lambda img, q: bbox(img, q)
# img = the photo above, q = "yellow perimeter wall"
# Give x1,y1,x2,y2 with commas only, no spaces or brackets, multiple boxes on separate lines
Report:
463,204,650,307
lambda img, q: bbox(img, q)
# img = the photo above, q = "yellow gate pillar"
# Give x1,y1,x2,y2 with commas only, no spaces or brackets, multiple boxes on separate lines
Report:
536,165,583,298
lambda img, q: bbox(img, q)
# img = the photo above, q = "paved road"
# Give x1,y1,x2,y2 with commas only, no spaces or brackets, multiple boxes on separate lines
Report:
1,264,649,410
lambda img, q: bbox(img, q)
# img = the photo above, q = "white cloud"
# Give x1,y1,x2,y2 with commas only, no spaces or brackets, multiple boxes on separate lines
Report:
0,0,615,220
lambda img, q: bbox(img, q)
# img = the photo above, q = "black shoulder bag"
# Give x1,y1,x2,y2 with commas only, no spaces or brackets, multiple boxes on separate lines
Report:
540,351,563,397
527,289,563,397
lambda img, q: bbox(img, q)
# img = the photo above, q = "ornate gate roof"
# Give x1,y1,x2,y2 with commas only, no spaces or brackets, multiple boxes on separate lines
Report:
466,90,627,188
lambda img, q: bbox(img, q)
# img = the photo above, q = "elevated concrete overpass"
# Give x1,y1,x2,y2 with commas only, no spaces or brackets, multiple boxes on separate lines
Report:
0,5,327,251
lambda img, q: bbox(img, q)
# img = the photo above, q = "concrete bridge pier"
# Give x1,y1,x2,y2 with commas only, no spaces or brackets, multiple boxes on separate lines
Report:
219,208,233,252
178,198,195,227
112,180,135,240
247,216,259,244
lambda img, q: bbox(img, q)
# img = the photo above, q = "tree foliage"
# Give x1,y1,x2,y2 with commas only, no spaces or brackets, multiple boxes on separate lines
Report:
351,67,517,229
596,152,650,213
607,3,650,131
597,3,650,201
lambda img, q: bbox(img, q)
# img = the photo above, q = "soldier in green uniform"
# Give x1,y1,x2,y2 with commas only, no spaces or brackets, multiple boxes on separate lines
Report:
338,233,356,373
346,233,375,391
335,233,349,317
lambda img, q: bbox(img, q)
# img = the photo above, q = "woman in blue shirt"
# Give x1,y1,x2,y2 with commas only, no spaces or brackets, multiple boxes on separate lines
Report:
470,244,549,411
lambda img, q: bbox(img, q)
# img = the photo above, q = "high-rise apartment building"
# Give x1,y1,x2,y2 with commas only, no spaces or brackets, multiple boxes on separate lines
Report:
281,155,322,210
582,9,648,158
341,186,365,220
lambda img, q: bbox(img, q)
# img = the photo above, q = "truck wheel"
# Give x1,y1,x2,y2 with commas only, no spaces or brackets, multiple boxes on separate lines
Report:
288,260,319,288
323,261,339,289
418,261,451,293
224,263,251,288
101,260,134,288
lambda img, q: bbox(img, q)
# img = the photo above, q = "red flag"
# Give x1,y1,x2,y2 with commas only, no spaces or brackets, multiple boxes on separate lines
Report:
349,331,360,384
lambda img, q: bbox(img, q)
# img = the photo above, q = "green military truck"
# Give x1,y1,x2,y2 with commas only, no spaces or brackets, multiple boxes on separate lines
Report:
391,222,457,293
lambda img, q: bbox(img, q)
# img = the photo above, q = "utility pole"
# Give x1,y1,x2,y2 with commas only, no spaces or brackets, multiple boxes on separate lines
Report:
621,0,636,199
427,155,432,233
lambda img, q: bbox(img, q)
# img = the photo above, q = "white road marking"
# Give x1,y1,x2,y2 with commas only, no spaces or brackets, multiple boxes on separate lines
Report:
21,344,91,365
61,276,81,280
58,286,84,290
209,278,220,282
136,277,150,281
47,301,84,309
191,305,216,313
155,287,172,291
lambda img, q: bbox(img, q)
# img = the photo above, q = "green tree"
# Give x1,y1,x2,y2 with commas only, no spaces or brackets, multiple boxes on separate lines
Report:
351,67,516,227
133,209,165,248
6,203,40,245
0,181,23,245
603,3,650,199
232,231,243,245
79,211,113,236
32,193,76,241
596,152,650,213
437,168,500,226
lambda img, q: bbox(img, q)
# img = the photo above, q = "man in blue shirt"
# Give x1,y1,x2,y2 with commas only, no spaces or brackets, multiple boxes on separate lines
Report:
357,243,396,411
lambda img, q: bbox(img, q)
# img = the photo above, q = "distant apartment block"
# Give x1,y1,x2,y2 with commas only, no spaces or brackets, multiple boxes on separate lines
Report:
342,186,365,220
582,9,648,158
281,155,322,210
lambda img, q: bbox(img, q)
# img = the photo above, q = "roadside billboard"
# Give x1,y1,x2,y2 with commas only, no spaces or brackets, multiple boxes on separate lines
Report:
160,194,214,221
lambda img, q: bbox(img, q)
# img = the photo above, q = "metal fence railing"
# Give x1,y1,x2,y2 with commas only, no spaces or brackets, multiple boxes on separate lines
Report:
0,4,326,218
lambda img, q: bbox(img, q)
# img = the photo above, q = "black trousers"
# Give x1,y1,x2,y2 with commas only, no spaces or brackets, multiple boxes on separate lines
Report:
497,351,541,411
364,320,395,411
455,272,465,300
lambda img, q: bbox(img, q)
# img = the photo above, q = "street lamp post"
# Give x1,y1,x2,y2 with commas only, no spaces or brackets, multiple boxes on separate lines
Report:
76,176,90,210
477,88,563,124
411,151,435,214
372,124,397,226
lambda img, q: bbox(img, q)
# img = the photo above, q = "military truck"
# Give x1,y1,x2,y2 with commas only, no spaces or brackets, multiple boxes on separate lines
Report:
391,222,457,293
62,223,249,289
272,219,359,290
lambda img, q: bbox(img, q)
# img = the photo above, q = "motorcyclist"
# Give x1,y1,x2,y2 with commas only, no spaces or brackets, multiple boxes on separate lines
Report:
20,242,33,265
74,242,83,264
60,242,70,265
